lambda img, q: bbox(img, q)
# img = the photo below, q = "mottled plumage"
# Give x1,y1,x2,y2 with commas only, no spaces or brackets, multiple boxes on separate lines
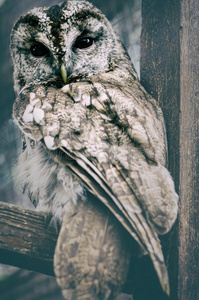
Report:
11,1,178,299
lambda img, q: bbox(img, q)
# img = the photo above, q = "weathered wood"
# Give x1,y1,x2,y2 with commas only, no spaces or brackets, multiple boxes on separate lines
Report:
0,201,58,276
179,1,199,299
0,201,133,299
140,1,180,299
141,0,199,300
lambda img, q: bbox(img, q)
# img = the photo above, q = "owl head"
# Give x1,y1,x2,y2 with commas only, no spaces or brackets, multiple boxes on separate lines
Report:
10,0,137,94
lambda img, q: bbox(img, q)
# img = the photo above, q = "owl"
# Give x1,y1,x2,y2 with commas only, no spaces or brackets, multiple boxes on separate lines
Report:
10,1,178,299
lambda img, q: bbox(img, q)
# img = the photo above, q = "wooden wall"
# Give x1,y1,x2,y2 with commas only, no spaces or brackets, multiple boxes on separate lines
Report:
141,0,199,299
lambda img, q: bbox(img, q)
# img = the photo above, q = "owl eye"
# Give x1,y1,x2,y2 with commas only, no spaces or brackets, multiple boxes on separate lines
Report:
73,37,94,50
30,43,50,57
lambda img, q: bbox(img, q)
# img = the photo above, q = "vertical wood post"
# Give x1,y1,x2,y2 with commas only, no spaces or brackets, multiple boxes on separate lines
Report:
140,0,199,299
179,1,199,299
141,2,180,300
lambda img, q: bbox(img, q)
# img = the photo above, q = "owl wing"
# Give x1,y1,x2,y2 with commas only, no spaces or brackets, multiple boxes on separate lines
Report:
45,144,170,295
13,80,178,295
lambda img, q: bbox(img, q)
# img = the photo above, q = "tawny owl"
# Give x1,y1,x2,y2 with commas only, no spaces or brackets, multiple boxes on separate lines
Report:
10,1,178,299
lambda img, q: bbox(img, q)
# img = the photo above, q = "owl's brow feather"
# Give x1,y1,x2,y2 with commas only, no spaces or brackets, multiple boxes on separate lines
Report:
13,14,40,31
72,9,104,22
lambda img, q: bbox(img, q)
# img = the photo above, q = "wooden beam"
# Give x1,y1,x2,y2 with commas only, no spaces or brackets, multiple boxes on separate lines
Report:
179,1,199,299
0,202,134,300
140,1,180,299
141,0,199,299
0,201,57,276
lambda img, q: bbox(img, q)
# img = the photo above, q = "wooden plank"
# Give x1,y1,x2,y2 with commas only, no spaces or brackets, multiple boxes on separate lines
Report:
0,201,57,276
0,201,134,299
179,1,199,299
140,1,180,299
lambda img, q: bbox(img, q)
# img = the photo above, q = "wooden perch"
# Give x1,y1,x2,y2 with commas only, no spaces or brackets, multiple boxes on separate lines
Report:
0,201,58,276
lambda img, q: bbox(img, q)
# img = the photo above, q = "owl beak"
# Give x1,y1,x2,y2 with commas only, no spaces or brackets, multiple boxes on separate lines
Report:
61,63,67,84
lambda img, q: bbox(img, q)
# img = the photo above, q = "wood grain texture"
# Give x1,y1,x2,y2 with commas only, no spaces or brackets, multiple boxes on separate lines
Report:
141,0,199,299
140,1,180,299
0,201,134,299
179,0,199,299
0,201,57,276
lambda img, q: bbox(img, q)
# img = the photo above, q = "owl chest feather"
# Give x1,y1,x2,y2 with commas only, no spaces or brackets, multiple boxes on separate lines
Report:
16,137,84,223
